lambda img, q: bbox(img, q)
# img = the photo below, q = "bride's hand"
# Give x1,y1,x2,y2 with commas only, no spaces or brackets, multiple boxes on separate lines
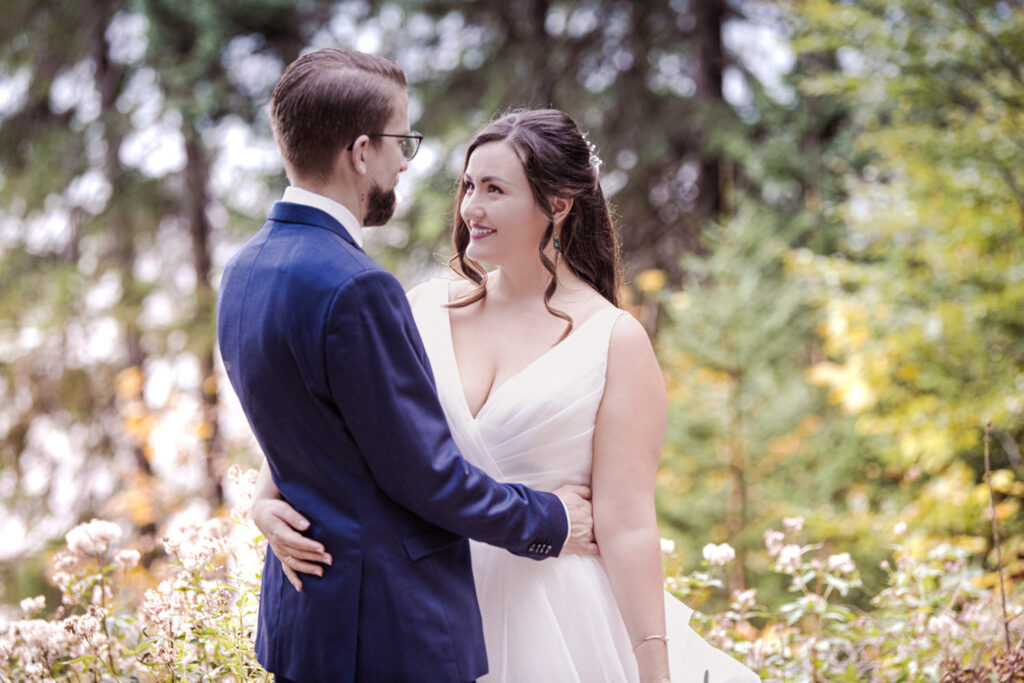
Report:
554,484,599,555
251,498,333,592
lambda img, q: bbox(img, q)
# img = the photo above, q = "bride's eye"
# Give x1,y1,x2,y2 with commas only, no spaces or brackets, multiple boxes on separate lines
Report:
487,184,502,194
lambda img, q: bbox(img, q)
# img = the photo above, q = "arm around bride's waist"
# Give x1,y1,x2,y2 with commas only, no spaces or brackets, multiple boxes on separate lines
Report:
592,313,671,683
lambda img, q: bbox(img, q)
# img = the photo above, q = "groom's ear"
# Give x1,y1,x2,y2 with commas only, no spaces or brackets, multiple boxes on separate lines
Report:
550,196,573,228
345,135,371,176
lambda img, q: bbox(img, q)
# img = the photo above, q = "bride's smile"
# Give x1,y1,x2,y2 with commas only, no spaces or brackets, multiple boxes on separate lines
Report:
468,222,496,239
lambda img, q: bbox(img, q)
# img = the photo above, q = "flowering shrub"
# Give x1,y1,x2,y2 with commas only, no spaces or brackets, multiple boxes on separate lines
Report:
665,520,1023,682
0,466,268,682
1,469,1020,681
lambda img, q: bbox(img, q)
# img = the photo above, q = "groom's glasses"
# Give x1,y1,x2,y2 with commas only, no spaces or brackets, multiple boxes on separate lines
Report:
347,132,424,161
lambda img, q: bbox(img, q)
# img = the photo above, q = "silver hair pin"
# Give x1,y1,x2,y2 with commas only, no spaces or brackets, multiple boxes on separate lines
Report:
581,131,603,172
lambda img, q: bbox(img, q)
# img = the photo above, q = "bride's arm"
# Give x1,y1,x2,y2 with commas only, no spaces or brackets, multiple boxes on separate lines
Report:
592,314,671,683
251,459,333,591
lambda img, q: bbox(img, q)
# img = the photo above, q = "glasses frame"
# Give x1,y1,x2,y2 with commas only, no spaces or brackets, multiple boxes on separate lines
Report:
347,132,423,160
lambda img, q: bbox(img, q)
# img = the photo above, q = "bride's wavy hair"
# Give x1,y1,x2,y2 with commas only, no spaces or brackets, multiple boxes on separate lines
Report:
447,108,621,337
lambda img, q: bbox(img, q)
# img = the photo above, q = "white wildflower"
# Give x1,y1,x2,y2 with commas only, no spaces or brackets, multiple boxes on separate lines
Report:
76,615,100,638
893,521,907,536
660,538,676,555
227,465,260,519
776,544,802,573
19,595,45,616
732,588,757,612
827,552,856,575
65,519,122,557
706,623,729,647
763,529,785,557
702,543,736,567
154,639,175,664
800,593,827,612
945,558,966,573
927,613,963,639
114,549,141,571
92,583,113,605
782,516,804,534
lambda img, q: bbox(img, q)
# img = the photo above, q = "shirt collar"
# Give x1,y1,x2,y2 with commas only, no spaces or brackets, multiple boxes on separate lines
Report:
281,186,364,248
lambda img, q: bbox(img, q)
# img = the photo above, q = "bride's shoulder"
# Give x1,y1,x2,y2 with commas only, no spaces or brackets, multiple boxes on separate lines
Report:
606,310,656,363
604,311,664,398
406,276,459,306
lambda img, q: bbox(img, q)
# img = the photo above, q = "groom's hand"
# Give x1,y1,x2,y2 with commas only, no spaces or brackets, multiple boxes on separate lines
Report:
251,499,333,591
554,485,599,555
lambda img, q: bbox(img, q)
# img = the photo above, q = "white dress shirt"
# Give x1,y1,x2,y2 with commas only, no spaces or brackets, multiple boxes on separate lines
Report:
282,186,363,248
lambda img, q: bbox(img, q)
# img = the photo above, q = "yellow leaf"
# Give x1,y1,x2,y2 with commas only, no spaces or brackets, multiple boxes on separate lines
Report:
636,269,666,293
951,535,988,554
105,478,157,526
896,363,919,381
695,366,732,386
983,500,1019,522
115,366,145,400
768,435,803,458
123,414,156,441
807,362,841,386
194,421,215,440
669,291,690,311
989,469,1016,494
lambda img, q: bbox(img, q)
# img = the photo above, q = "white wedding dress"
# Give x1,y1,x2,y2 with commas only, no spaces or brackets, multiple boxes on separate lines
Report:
411,278,760,683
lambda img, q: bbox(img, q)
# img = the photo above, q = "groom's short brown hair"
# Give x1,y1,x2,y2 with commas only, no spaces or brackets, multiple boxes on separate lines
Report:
270,48,407,182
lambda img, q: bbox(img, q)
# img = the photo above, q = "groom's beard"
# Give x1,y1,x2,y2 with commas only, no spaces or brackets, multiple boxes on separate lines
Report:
363,182,396,227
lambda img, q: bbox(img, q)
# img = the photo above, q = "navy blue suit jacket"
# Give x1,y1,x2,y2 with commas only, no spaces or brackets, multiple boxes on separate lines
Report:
217,202,568,682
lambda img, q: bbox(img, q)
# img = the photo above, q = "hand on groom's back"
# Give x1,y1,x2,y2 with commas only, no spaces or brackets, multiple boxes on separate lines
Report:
555,485,599,555
251,498,333,592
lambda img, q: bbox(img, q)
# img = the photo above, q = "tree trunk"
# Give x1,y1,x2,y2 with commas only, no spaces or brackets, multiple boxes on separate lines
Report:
184,129,223,509
726,368,747,591
691,0,726,222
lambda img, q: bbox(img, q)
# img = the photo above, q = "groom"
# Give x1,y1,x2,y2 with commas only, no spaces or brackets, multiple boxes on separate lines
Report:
217,48,594,682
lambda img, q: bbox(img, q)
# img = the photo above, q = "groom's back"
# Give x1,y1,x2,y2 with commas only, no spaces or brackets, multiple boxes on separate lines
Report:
219,210,377,493
217,203,486,682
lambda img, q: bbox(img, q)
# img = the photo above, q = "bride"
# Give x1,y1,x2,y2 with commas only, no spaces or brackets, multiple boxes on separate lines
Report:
251,108,759,683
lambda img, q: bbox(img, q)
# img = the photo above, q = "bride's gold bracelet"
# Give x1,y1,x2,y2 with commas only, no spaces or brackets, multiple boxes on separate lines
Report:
631,634,669,650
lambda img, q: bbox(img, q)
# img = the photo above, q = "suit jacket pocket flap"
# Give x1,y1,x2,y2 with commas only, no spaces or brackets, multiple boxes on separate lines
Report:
402,527,464,562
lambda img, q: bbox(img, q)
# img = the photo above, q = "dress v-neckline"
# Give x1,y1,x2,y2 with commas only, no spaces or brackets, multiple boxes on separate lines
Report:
441,283,615,422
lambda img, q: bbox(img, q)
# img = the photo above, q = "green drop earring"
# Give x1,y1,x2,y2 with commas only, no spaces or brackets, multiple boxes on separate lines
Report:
553,235,561,251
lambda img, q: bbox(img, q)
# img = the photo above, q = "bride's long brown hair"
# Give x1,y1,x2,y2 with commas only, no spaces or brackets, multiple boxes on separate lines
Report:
447,109,621,338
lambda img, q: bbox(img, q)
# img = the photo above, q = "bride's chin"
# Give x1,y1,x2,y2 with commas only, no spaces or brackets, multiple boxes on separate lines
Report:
466,244,498,265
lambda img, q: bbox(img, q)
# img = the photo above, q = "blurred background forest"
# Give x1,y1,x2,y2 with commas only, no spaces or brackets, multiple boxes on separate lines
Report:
0,0,1021,634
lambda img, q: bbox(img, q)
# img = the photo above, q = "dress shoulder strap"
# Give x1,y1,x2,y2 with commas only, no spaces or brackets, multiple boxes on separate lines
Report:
584,306,629,345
